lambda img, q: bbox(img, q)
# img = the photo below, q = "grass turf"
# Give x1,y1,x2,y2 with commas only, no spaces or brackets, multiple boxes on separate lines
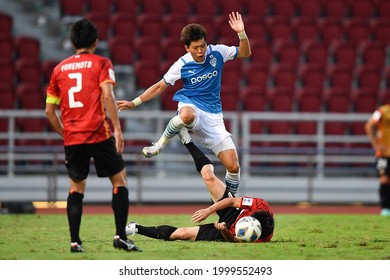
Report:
0,213,389,260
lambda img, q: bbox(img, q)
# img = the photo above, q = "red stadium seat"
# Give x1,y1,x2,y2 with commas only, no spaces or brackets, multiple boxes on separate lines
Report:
299,64,326,90
376,0,390,18
60,0,86,16
163,14,188,38
271,63,297,88
134,37,162,62
327,64,353,90
385,67,390,89
350,88,378,135
221,63,242,91
344,19,372,45
161,37,185,64
187,15,217,42
296,87,322,113
274,40,301,67
221,86,240,112
272,0,297,17
192,0,219,15
296,0,322,18
359,41,386,68
331,41,357,68
323,87,350,135
243,63,269,89
249,40,272,66
14,36,40,60
268,87,294,112
165,0,192,15
0,59,15,86
0,12,13,39
372,18,390,45
16,83,45,109
134,61,161,89
138,0,166,15
380,89,390,105
160,81,181,111
322,0,348,19
356,64,382,91
111,13,137,38
302,41,329,67
241,87,268,111
350,0,374,19
266,17,294,43
0,37,14,60
87,0,113,13
295,88,322,136
41,60,59,84
0,83,16,109
293,17,320,44
113,0,138,14
84,12,111,41
318,18,345,44
246,0,269,17
218,0,245,15
245,16,267,42
108,36,134,65
15,59,43,86
137,14,164,39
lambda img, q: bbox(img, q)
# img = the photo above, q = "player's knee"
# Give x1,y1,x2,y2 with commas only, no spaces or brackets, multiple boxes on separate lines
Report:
201,166,218,185
178,107,196,125
226,163,240,174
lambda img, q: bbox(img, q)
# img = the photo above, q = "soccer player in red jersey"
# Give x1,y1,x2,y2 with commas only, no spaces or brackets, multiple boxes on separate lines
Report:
126,137,274,243
45,18,141,252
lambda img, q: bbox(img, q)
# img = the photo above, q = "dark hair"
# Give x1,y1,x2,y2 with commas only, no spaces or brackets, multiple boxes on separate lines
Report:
70,18,98,49
251,211,275,240
180,23,207,47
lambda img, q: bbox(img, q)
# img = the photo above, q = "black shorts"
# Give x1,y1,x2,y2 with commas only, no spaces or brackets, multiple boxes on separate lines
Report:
376,157,390,177
196,189,240,242
64,136,125,181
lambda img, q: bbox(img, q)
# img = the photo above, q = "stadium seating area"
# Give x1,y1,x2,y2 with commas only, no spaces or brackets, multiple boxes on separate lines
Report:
0,0,390,142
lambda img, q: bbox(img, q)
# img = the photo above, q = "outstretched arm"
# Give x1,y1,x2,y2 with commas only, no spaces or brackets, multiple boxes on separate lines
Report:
228,12,251,58
191,197,241,222
117,79,169,111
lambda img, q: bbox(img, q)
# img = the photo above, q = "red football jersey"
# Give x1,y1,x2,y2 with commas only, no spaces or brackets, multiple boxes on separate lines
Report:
229,197,274,243
46,53,116,146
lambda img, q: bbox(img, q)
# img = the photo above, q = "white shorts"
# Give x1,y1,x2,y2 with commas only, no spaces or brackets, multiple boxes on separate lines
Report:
178,102,236,155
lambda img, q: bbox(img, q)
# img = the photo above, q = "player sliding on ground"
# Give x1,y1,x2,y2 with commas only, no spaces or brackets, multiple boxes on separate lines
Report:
125,135,275,243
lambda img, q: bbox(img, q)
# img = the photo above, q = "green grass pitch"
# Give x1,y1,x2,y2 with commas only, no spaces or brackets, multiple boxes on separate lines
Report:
0,213,389,260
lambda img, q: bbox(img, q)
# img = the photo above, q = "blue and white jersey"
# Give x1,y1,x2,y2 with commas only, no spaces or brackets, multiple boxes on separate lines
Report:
163,44,238,114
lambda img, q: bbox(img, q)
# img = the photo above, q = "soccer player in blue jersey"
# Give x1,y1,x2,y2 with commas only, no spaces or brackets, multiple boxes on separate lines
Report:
117,12,251,194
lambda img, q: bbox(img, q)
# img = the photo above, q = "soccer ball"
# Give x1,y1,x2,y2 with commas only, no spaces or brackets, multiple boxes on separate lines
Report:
235,216,262,242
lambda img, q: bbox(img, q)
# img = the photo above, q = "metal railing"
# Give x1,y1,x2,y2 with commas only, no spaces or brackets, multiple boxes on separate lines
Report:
0,110,377,204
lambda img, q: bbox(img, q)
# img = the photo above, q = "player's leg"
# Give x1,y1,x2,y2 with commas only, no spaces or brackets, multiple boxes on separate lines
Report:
127,223,199,241
142,105,196,158
212,138,241,195
379,175,390,216
183,141,226,202
93,137,140,251
64,144,89,252
67,178,86,252
376,157,390,216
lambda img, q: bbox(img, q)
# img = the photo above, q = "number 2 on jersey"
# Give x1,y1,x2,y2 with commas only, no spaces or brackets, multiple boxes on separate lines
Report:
68,72,84,108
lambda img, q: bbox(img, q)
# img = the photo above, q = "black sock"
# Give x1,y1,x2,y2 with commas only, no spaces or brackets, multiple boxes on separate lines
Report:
379,183,390,208
67,191,84,244
184,142,212,173
111,186,129,239
137,225,177,241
